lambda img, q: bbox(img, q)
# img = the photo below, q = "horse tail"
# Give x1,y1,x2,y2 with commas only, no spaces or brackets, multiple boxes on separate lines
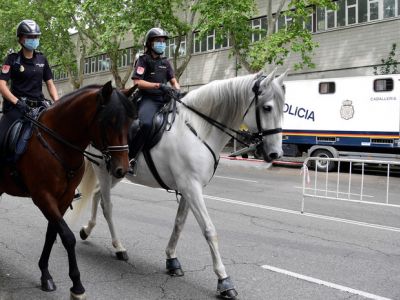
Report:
65,159,98,225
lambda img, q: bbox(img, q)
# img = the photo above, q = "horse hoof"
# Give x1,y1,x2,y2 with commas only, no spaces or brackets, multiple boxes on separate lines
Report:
70,291,87,300
41,278,57,292
168,268,184,277
79,228,88,240
116,251,129,261
217,277,238,299
166,258,184,277
220,288,238,299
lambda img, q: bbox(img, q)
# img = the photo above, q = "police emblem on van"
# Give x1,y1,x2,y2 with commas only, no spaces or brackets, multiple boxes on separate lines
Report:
340,100,354,120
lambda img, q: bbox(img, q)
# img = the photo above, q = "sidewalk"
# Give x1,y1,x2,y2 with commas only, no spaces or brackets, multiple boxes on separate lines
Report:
220,151,304,168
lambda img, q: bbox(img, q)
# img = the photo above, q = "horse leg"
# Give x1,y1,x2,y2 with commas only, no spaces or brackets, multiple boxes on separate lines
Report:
165,197,189,276
38,222,58,292
100,190,128,261
56,218,86,300
80,186,101,240
184,185,238,299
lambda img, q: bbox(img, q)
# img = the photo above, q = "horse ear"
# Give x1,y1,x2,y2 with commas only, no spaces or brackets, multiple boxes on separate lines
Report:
255,70,264,79
261,67,277,86
121,84,138,98
101,81,113,103
276,69,289,86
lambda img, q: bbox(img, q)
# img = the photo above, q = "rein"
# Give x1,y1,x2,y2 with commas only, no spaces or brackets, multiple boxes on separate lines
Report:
24,113,107,167
173,75,282,147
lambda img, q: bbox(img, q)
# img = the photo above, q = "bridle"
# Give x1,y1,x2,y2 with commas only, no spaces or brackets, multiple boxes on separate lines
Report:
23,90,129,177
243,75,283,145
92,113,129,172
174,74,283,149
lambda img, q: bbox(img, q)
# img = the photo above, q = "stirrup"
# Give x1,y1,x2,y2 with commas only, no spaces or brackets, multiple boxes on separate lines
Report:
128,158,138,176
73,190,82,201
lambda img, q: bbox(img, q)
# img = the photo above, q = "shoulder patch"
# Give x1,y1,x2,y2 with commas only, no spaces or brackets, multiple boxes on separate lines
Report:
1,65,10,74
136,66,145,75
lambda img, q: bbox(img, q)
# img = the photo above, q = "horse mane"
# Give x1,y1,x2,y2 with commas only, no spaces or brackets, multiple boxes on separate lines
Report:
179,74,257,138
58,84,103,103
58,84,135,132
98,89,136,132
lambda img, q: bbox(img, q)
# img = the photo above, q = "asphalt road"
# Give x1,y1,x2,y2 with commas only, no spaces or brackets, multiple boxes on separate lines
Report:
0,158,399,300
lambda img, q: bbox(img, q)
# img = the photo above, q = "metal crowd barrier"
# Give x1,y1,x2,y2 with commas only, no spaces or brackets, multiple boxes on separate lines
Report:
301,157,400,213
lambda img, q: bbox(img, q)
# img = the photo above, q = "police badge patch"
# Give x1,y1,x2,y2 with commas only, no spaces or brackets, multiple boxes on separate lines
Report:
340,100,354,120
1,65,10,74
136,66,145,75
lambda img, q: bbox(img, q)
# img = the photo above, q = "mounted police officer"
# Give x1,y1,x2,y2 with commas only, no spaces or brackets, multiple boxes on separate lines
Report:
0,20,59,146
129,27,181,168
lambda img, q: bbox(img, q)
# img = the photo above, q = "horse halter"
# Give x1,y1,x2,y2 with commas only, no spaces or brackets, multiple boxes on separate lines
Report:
92,94,130,171
244,75,283,144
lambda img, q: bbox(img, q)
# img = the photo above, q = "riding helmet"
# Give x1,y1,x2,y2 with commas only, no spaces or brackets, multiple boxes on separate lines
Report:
144,28,169,47
16,20,41,37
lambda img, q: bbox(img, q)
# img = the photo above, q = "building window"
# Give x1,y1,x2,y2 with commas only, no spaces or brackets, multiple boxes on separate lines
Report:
90,57,98,73
215,32,230,49
384,0,396,17
166,37,186,58
317,7,326,31
166,38,175,58
277,14,292,30
316,0,399,31
327,9,337,28
319,82,336,94
207,30,215,51
358,0,369,22
252,18,261,42
304,13,314,31
84,58,90,74
369,0,379,20
98,54,110,72
347,0,358,24
374,78,394,91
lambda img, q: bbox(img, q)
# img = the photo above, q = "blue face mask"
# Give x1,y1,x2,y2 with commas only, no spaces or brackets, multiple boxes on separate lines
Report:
23,38,40,51
152,42,166,54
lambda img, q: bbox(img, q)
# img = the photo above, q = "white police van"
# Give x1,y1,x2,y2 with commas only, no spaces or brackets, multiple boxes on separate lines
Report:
283,74,400,171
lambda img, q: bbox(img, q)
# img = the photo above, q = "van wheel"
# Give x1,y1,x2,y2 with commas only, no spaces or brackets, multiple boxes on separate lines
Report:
310,149,336,172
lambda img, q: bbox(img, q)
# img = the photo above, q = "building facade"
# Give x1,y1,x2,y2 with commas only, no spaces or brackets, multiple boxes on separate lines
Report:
51,0,400,96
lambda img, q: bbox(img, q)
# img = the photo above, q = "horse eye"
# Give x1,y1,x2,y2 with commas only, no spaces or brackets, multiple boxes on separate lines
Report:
263,105,272,112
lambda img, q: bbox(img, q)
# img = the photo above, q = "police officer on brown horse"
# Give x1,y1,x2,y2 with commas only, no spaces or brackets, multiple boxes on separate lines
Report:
0,20,59,149
129,27,180,169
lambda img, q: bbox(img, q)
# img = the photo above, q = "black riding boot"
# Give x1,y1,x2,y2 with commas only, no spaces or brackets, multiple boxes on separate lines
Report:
128,127,147,175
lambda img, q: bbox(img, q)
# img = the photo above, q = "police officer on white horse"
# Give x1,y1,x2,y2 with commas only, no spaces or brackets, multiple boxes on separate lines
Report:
0,20,59,144
129,27,181,169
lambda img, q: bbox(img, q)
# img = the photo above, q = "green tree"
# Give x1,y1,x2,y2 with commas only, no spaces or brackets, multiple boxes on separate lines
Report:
194,0,336,72
373,43,399,75
73,0,140,88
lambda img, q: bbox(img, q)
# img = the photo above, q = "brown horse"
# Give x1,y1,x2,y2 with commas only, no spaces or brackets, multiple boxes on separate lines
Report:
0,81,136,300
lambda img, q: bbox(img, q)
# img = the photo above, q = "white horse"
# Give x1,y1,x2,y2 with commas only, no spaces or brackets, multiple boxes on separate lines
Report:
71,69,286,298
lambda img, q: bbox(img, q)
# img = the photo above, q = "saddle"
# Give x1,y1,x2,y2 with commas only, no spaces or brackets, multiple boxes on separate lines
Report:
129,97,177,152
0,108,43,163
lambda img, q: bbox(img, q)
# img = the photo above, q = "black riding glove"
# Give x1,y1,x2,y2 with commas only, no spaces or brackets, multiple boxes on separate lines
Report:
174,89,181,99
159,83,172,94
15,99,30,114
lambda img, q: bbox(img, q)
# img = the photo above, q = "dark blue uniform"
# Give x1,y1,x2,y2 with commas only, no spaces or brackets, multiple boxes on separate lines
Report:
0,50,53,111
130,54,174,157
0,50,53,152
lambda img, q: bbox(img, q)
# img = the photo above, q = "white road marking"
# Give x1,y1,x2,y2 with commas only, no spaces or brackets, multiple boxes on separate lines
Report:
121,181,400,232
214,175,258,183
261,265,393,300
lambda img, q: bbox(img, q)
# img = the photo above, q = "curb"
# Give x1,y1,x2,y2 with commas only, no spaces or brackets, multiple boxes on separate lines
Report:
220,155,303,167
